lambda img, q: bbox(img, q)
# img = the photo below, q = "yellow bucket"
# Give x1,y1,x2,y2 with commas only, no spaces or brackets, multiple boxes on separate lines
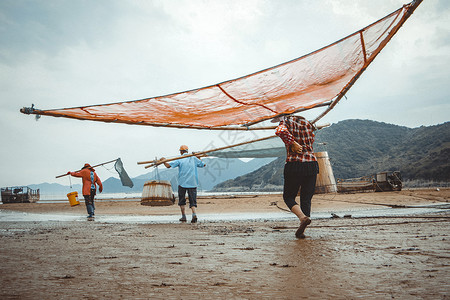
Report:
67,191,80,206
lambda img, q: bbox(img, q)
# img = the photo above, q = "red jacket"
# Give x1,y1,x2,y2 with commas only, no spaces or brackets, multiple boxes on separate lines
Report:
70,169,103,196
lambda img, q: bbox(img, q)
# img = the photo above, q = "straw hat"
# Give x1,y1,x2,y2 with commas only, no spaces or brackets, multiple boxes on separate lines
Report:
82,163,95,171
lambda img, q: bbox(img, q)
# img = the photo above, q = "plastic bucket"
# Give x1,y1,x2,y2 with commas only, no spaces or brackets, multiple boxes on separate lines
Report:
67,191,80,206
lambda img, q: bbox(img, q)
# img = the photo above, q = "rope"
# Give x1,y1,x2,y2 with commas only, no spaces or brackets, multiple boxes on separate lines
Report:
271,192,450,212
272,216,450,230
101,164,116,174
312,219,450,228
315,193,450,209
154,165,161,181
315,195,409,208
271,202,290,213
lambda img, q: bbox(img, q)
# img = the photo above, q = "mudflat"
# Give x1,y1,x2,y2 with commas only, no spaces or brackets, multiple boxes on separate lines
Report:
0,189,448,299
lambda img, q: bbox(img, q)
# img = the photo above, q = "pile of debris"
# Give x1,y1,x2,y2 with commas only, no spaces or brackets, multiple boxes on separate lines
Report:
1,186,40,204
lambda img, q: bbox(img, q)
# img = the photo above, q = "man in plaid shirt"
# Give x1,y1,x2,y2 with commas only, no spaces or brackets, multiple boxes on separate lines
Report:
275,115,319,238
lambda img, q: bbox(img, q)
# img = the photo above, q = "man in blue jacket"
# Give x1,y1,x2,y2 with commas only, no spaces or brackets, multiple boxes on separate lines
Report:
163,145,206,223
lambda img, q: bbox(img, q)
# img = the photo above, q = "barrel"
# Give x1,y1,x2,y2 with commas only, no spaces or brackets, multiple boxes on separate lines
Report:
141,180,175,206
67,191,80,206
314,151,337,194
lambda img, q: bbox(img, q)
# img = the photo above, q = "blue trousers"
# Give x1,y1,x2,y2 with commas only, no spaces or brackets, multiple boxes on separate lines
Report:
83,189,96,216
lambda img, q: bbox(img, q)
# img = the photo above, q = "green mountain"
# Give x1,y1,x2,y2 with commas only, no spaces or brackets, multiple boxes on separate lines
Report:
213,119,450,192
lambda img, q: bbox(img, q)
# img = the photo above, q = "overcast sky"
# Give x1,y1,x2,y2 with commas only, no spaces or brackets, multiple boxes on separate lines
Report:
1,0,449,189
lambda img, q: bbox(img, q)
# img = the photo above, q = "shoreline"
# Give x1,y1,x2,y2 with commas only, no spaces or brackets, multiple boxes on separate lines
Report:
4,186,446,203
1,188,448,215
0,188,448,224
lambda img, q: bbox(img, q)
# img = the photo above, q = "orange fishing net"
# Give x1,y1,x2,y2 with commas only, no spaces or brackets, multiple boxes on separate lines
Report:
21,1,421,129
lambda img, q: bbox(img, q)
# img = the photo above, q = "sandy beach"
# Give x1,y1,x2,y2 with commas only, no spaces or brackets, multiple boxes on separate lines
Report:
0,189,449,299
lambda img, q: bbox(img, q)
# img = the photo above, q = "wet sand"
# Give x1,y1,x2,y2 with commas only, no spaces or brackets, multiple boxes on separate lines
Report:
0,189,449,299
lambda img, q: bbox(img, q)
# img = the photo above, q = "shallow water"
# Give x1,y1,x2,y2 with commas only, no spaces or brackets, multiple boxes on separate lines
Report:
0,204,447,224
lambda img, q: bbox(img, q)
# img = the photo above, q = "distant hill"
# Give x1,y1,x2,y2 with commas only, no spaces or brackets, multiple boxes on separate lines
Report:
28,157,275,194
28,182,81,193
213,120,450,192
315,120,450,181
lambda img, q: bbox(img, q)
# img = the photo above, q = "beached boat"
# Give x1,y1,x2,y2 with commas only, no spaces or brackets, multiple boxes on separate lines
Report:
337,176,375,194
1,186,40,204
337,171,403,193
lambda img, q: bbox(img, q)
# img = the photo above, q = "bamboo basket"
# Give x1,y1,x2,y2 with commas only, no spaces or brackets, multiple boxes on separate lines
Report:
141,180,175,206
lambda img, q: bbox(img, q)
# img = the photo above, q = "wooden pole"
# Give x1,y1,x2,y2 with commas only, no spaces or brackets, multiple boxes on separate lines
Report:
139,135,276,168
312,0,423,124
56,159,118,178
140,123,330,168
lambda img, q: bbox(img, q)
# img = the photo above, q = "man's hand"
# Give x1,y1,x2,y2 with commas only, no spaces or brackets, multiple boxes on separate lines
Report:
290,141,303,154
193,152,207,159
159,157,171,168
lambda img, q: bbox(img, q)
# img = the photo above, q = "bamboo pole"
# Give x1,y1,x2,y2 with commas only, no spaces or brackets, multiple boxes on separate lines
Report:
139,135,276,168
56,159,118,178
140,123,330,168
312,0,423,124
21,102,333,131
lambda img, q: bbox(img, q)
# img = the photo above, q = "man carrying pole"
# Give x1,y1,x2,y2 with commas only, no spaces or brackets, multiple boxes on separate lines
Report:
275,115,319,239
67,163,103,219
161,145,206,223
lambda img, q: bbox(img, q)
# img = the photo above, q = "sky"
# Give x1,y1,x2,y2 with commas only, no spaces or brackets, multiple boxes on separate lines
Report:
0,0,449,189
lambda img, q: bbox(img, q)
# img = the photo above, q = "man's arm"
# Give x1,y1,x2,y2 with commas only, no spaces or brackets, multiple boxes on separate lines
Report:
196,157,206,168
275,123,303,154
95,174,103,193
68,171,82,178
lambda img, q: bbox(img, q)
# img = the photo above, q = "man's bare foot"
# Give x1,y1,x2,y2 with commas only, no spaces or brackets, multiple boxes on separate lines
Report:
296,233,306,239
295,217,311,238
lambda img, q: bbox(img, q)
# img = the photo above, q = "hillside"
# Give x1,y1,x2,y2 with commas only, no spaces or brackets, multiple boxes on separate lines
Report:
213,120,450,192
314,120,450,180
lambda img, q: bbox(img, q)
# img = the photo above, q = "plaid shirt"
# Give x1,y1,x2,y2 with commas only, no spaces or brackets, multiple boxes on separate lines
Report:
275,116,317,162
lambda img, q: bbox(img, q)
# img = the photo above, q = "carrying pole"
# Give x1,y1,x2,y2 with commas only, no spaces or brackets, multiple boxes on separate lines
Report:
312,0,423,124
56,159,118,178
140,123,330,168
139,135,276,168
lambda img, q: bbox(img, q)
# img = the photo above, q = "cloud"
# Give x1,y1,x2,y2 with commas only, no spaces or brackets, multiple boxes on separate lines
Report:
0,0,123,64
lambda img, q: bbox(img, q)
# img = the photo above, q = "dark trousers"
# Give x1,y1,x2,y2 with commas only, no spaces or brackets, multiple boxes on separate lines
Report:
283,161,318,217
178,186,197,208
83,188,96,216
